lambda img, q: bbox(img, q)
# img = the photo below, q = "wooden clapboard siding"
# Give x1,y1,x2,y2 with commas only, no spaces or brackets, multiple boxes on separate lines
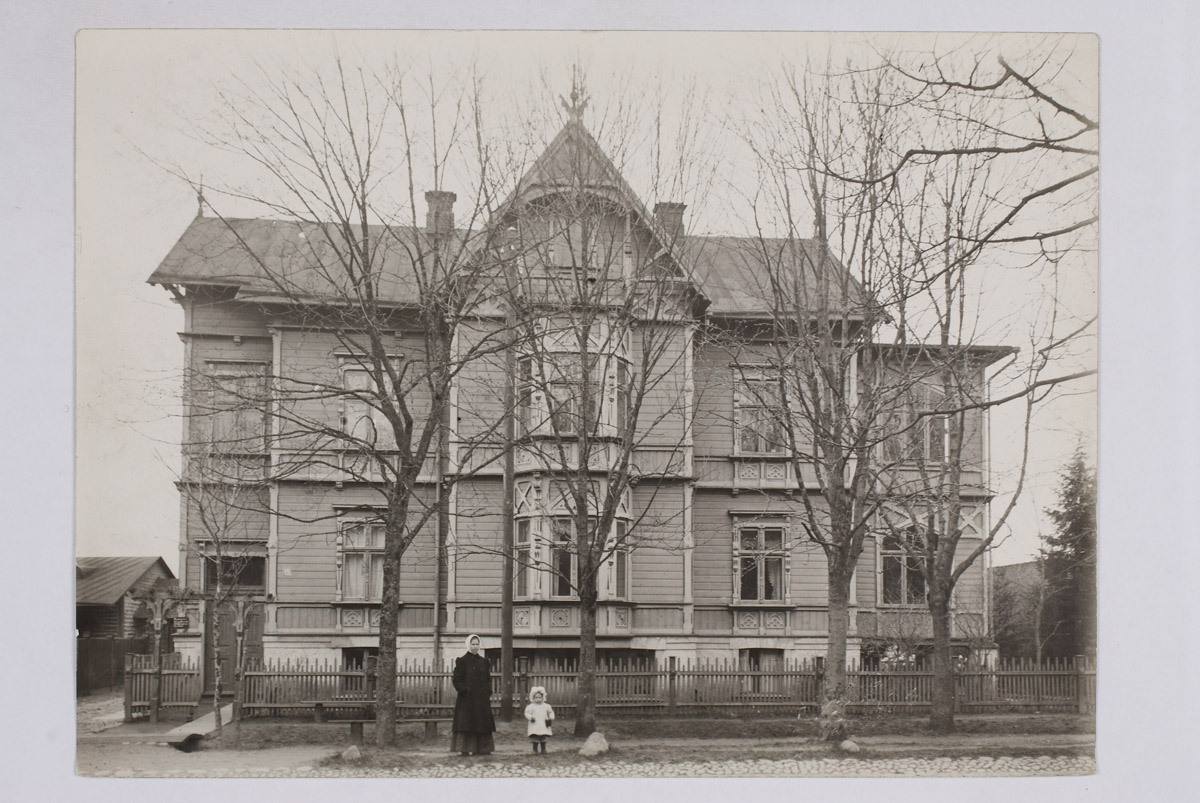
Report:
788,540,828,605
953,537,986,612
272,484,438,603
452,321,507,444
857,535,877,605
189,336,272,367
275,328,437,441
629,485,685,602
188,291,272,334
275,605,338,629
632,324,689,446
185,486,270,544
690,489,734,604
451,480,505,600
692,343,734,457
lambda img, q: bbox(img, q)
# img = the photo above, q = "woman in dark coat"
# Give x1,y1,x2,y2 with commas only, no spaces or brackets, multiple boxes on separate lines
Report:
451,634,495,755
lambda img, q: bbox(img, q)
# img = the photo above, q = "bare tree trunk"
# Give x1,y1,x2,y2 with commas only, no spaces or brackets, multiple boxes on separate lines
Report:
574,582,599,737
929,592,955,734
210,600,224,742
820,565,852,742
375,498,410,748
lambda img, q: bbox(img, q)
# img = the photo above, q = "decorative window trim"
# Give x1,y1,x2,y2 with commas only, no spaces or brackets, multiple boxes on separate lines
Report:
731,518,790,604
336,519,388,603
732,370,787,457
337,355,404,451
199,360,271,453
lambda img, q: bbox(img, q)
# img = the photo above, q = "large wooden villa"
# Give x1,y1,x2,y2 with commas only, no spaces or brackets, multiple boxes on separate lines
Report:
149,107,1004,686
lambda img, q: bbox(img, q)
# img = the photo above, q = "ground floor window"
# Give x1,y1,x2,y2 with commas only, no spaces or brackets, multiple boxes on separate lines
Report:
735,525,787,602
340,522,386,601
881,528,926,606
203,554,266,593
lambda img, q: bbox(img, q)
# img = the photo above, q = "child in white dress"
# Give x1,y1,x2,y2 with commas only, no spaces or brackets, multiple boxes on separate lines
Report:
524,686,555,754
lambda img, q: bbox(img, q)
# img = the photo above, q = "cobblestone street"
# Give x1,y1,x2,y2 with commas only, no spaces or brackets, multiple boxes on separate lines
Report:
77,740,1094,779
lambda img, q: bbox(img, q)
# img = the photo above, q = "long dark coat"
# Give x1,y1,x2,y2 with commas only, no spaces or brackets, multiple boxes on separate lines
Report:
451,652,495,734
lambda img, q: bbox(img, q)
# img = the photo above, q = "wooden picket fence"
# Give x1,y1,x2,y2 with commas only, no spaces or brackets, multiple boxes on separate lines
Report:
124,653,203,722
230,656,1096,719
125,655,1095,721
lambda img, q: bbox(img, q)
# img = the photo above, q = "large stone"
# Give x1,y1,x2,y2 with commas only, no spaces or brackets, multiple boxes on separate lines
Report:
341,745,363,761
839,739,861,754
579,732,609,756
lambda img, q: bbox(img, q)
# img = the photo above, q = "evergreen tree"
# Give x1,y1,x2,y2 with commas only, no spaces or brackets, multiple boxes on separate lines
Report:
1041,447,1097,658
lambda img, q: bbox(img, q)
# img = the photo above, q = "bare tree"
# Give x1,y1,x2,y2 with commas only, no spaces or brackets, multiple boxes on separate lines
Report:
869,38,1097,734
156,56,533,746
720,58,920,742
472,91,708,736
733,37,1096,738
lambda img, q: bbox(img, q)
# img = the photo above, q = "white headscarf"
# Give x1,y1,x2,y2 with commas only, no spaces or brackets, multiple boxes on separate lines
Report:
465,634,482,654
528,685,548,702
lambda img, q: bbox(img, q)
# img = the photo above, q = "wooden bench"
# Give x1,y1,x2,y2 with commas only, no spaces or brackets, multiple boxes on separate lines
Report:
325,717,452,745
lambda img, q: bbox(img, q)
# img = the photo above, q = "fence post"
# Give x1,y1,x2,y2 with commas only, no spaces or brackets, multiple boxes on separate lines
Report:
1075,655,1087,714
667,657,678,715
365,654,377,716
150,649,161,724
123,653,134,723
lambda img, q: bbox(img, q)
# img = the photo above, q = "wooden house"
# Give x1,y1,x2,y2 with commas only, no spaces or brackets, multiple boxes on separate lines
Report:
76,557,176,638
149,109,1005,679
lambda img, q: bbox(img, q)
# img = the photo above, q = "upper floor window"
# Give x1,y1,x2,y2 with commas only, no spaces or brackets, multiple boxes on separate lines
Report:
735,525,787,602
517,353,628,438
880,527,926,606
734,378,785,455
342,366,397,449
339,521,386,601
884,384,947,464
201,361,270,452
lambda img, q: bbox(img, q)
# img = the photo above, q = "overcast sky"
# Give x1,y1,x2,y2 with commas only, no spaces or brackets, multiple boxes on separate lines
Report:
74,30,1098,572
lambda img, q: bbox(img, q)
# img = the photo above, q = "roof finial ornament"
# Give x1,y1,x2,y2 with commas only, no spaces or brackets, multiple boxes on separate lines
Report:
197,176,206,218
560,66,589,123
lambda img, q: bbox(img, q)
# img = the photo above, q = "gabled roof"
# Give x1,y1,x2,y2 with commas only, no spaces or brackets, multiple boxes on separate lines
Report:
148,119,869,318
685,235,868,316
76,557,174,606
148,216,444,305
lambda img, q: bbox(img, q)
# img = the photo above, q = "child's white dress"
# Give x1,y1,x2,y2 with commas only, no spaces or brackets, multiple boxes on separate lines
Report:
524,701,555,736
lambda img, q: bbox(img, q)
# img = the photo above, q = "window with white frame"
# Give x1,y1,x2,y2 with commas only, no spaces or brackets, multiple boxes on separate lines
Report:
614,360,630,435
735,524,787,601
341,364,398,449
549,517,581,598
202,362,270,452
516,353,626,438
734,377,785,455
515,518,533,598
880,526,926,606
339,521,386,601
611,520,630,600
884,384,947,464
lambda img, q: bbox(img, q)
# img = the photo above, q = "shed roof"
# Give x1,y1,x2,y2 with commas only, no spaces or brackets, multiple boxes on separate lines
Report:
76,557,174,606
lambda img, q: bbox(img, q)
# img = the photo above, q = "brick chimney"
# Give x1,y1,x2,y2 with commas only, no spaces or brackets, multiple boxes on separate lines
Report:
654,201,686,244
425,190,457,235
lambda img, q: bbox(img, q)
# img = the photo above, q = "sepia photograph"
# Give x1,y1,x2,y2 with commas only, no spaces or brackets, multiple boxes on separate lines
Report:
68,27,1105,783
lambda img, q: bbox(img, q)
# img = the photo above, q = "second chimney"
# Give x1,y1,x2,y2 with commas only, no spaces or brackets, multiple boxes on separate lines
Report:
425,190,457,235
654,201,687,244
